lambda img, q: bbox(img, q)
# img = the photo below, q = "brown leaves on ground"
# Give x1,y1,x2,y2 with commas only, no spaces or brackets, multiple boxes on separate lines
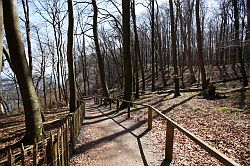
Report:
131,91,249,165
0,107,70,158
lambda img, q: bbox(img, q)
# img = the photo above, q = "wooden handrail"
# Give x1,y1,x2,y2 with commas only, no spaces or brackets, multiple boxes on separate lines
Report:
95,96,240,166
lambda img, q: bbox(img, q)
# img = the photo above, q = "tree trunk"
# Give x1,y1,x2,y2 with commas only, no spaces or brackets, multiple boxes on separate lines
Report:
151,0,155,91
247,0,250,63
120,0,132,108
0,0,2,114
169,0,180,97
232,0,248,87
82,34,87,96
92,0,110,98
156,2,167,87
132,0,140,98
67,0,77,112
3,0,43,144
21,0,32,74
35,28,47,108
195,0,207,91
187,0,196,84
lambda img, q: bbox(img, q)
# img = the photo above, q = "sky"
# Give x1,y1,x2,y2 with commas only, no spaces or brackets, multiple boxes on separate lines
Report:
135,0,219,15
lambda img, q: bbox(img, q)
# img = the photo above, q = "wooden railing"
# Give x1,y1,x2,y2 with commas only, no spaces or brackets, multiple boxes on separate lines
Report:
95,96,240,166
0,101,85,166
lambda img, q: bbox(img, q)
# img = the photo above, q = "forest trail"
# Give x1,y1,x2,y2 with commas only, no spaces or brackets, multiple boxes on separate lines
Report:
70,102,164,166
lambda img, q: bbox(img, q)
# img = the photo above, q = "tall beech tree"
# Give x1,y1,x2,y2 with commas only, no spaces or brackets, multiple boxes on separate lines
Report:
185,0,196,84
21,0,32,73
121,0,132,107
151,0,155,92
132,0,140,98
92,0,110,98
169,0,180,97
232,0,248,87
3,0,44,144
247,0,250,63
67,0,77,112
195,0,207,91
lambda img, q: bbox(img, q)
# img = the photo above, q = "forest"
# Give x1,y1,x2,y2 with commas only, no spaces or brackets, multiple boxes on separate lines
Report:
0,0,249,165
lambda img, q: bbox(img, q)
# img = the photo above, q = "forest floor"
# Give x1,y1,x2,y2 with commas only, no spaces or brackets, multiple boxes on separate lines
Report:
70,90,249,166
0,89,249,165
0,106,70,158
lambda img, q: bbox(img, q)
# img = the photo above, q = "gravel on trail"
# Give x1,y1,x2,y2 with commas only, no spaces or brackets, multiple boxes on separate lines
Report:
70,103,164,166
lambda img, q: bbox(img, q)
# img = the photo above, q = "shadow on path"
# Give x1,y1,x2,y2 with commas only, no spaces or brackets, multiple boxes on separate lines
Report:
74,108,148,166
74,95,197,165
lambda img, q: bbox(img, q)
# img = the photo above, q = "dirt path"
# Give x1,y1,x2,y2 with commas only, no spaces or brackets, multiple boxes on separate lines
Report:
70,103,164,166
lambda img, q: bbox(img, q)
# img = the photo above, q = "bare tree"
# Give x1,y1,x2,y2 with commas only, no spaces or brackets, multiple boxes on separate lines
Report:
67,0,77,112
195,0,207,91
21,0,33,73
247,0,250,63
92,0,110,98
169,0,180,97
121,0,132,108
35,28,47,107
232,0,248,87
151,0,155,91
3,0,44,144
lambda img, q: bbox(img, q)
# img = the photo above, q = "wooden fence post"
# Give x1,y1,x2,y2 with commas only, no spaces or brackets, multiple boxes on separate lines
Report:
127,102,130,118
42,139,47,165
47,132,58,166
83,102,85,119
109,98,112,110
61,125,65,166
46,132,53,165
8,149,13,166
104,98,107,106
20,143,25,166
78,109,81,135
148,107,152,130
116,99,119,111
57,129,61,165
65,119,70,165
165,121,174,162
53,133,58,166
70,116,75,153
33,141,37,166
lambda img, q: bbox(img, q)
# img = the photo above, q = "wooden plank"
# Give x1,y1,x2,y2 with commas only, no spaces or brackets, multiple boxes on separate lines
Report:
83,102,86,119
52,132,58,166
33,141,37,166
46,132,53,165
70,116,75,153
42,138,47,165
165,121,174,162
109,98,112,110
116,99,119,111
8,149,13,166
65,119,70,164
57,129,61,166
148,107,152,130
127,102,130,118
20,143,25,166
61,125,65,166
